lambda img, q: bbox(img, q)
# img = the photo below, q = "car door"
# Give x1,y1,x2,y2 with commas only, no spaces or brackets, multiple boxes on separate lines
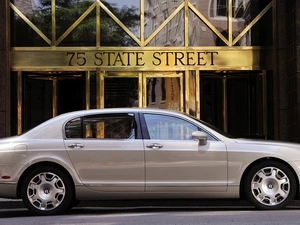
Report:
64,113,145,192
141,113,227,192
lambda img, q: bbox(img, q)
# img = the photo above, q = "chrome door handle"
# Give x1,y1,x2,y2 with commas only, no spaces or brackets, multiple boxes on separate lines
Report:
146,143,163,149
68,143,84,149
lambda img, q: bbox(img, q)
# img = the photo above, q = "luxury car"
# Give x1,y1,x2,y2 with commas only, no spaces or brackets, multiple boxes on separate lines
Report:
0,108,300,215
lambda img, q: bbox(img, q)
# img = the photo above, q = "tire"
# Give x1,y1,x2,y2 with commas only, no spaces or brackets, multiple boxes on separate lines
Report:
243,160,297,210
21,166,74,215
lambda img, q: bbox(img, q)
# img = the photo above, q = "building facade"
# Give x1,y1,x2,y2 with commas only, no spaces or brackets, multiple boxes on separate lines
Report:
0,0,299,142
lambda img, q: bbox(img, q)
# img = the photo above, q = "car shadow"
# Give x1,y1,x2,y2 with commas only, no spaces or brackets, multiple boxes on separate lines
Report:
1,199,300,218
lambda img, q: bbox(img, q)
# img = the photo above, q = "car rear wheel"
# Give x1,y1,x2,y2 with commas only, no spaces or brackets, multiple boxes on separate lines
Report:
21,166,74,215
244,160,297,210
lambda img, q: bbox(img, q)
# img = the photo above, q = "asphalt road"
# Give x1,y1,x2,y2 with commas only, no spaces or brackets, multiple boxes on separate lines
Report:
1,204,300,225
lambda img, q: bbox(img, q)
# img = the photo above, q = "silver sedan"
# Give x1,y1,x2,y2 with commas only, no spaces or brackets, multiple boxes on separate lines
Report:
0,108,300,215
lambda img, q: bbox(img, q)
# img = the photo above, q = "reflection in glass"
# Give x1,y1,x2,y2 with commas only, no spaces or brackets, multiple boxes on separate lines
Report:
192,0,228,46
146,77,180,111
144,0,184,46
59,8,96,46
11,10,50,47
100,9,138,46
11,0,51,46
144,113,198,140
189,9,222,46
105,0,140,39
231,0,272,46
57,1,96,46
10,0,272,47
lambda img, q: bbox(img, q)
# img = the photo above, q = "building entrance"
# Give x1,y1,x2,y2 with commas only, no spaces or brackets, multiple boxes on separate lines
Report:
200,71,265,138
22,72,86,131
100,72,183,111
14,70,266,139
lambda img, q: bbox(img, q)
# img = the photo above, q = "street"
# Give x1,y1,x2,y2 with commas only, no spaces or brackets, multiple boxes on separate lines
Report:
1,200,300,225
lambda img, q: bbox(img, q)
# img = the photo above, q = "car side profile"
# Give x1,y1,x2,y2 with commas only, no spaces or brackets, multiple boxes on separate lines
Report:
0,108,300,215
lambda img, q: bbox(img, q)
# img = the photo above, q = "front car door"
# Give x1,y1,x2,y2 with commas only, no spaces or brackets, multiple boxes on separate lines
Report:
64,112,145,192
141,112,227,192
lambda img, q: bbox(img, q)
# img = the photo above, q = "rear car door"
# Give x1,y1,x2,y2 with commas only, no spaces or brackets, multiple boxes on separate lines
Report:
141,112,227,192
64,112,145,192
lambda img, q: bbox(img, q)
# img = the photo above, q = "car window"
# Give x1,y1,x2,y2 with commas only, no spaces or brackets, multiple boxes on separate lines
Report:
65,113,136,139
65,117,82,138
143,114,199,140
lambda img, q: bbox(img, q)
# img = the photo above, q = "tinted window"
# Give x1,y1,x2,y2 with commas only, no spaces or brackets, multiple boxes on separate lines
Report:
65,113,136,139
65,117,82,138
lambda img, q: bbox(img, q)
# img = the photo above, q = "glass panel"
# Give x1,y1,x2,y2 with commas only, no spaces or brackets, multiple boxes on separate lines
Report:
56,75,85,114
23,73,85,131
144,114,198,140
144,0,184,45
240,9,272,46
11,10,49,47
146,77,180,111
200,74,223,130
11,0,51,47
65,118,82,139
193,0,228,45
104,78,138,107
23,75,53,131
189,8,222,46
83,114,136,139
104,0,140,39
57,1,95,46
100,9,138,46
233,0,272,46
147,8,184,47
228,74,263,138
227,78,249,136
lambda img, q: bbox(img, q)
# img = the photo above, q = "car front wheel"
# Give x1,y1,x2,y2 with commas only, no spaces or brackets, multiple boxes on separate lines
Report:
244,160,297,210
21,166,74,215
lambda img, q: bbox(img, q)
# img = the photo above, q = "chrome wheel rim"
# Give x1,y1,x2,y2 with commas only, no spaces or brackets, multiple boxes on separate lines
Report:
27,172,66,211
251,167,290,206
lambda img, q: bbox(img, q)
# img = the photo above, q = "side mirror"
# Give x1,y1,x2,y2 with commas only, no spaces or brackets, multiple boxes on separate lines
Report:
192,131,208,146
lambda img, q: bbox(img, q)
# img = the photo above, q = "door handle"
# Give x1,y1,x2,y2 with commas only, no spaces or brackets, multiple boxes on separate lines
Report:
146,143,163,149
68,143,85,149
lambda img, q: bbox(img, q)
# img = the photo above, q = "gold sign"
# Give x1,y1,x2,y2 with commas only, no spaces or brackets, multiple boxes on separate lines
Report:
11,48,266,71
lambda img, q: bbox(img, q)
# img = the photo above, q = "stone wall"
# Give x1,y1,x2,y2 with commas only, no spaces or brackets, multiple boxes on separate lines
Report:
274,0,300,142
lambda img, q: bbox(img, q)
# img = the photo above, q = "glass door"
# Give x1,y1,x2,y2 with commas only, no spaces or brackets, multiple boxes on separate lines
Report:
102,72,184,111
101,72,140,108
23,72,86,131
143,72,184,111
200,71,264,138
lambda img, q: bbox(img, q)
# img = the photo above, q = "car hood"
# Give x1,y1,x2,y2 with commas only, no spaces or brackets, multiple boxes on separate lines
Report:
234,138,300,149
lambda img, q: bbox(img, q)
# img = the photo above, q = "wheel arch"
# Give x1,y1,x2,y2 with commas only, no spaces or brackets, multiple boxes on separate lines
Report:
239,157,300,200
16,161,76,199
